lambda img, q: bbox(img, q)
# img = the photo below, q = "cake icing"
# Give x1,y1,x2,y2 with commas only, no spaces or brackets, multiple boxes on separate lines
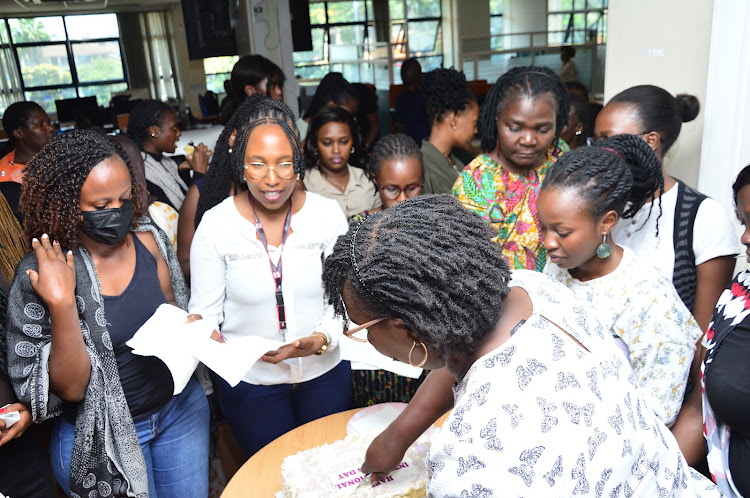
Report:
281,433,429,497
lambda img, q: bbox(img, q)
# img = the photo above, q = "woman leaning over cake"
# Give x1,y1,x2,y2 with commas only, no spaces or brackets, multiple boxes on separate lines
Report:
4,130,208,497
323,195,720,496
452,65,570,271
702,164,750,497
188,98,351,458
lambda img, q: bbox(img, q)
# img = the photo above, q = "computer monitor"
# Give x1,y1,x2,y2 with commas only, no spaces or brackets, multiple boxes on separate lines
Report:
55,96,100,127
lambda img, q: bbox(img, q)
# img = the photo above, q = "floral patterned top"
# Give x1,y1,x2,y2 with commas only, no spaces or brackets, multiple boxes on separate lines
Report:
451,139,567,271
544,247,703,427
425,270,720,497
702,270,750,497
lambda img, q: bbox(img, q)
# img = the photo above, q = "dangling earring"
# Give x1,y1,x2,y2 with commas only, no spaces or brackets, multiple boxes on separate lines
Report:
351,146,355,154
228,146,233,154
408,341,428,368
597,233,611,259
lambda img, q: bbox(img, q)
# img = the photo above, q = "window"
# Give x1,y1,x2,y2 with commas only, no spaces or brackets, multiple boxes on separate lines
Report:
204,55,238,95
490,0,503,50
2,14,127,114
293,0,443,88
547,0,607,46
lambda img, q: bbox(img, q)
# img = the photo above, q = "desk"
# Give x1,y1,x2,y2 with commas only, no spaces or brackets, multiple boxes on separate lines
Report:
174,125,224,156
221,407,449,497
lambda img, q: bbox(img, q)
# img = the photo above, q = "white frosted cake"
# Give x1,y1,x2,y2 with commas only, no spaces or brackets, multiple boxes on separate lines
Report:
281,433,429,497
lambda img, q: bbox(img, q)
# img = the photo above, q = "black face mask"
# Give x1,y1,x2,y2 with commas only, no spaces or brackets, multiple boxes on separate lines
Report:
80,199,134,245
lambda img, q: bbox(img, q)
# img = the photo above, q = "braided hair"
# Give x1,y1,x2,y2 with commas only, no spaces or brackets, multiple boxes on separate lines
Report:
303,106,366,171
302,73,359,120
479,66,570,154
421,68,475,125
368,133,422,179
2,101,45,150
230,98,303,187
609,85,700,156
21,130,145,248
126,99,173,149
323,194,511,357
543,134,664,234
194,94,268,227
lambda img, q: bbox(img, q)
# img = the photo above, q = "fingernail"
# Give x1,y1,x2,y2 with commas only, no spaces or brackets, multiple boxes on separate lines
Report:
0,408,6,414
67,250,73,255
53,240,59,245
32,238,38,243
42,233,48,239
25,270,30,276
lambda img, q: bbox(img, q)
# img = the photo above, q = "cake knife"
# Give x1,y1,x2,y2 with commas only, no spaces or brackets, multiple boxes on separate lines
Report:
350,473,372,494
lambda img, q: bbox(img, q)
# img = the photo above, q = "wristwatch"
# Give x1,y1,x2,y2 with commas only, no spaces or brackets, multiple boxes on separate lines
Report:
311,332,329,355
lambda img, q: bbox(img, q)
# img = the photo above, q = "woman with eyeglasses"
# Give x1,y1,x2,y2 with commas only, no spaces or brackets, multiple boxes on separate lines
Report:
188,99,351,458
302,106,380,218
345,134,427,407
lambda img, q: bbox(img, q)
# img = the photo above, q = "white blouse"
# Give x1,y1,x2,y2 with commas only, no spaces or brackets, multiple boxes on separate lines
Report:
188,192,348,385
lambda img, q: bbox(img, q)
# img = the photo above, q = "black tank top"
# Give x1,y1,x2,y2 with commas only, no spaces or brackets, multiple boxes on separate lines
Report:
104,234,174,419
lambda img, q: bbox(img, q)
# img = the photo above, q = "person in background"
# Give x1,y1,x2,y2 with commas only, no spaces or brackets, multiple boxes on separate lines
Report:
178,94,268,280
595,84,739,467
189,99,351,458
222,54,285,122
703,164,750,497
353,82,380,150
298,72,360,142
0,101,55,221
419,68,478,194
559,101,583,149
558,45,578,82
302,106,379,218
322,194,721,497
347,133,427,407
452,65,570,271
5,130,208,497
394,58,430,146
539,134,703,452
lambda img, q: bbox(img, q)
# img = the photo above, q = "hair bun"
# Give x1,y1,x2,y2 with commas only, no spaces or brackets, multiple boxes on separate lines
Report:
675,94,700,123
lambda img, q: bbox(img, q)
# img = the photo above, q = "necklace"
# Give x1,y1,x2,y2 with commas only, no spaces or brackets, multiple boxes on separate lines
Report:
322,171,349,192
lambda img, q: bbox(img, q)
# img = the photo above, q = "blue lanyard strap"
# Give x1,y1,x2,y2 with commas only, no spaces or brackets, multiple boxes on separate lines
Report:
250,193,293,338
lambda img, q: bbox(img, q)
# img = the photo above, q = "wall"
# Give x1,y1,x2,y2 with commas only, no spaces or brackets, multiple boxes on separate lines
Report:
604,0,713,189
168,2,208,112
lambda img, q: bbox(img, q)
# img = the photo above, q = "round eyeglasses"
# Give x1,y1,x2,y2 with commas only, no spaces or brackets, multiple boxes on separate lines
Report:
244,161,296,180
377,184,423,200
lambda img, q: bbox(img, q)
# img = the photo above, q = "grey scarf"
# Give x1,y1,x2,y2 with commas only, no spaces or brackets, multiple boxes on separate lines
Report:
5,218,188,497
142,152,188,210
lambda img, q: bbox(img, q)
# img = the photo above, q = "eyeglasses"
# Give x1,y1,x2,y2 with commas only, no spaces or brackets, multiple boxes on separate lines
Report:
377,184,424,200
243,161,296,180
342,317,389,343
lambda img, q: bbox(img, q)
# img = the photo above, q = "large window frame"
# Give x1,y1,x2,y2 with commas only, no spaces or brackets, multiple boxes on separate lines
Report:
547,0,608,45
1,14,128,114
293,0,443,88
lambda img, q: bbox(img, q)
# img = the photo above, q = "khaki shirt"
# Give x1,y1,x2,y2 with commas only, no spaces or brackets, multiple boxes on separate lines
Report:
421,140,464,194
303,165,381,218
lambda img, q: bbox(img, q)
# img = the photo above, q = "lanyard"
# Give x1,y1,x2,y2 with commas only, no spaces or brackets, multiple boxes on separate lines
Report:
250,194,293,339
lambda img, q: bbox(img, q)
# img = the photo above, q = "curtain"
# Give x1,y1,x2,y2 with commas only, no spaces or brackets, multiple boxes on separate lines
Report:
0,22,24,114
140,11,181,101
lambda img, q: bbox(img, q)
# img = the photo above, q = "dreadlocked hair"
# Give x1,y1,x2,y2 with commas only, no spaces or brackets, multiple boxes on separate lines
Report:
194,94,269,227
126,99,174,150
303,106,366,171
2,101,45,149
479,66,570,154
422,68,475,125
368,133,422,179
0,192,28,282
323,194,511,358
543,133,664,235
21,130,145,249
302,72,359,120
231,98,303,186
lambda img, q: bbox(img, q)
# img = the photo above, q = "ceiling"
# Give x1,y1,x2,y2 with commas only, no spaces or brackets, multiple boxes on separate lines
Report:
0,0,179,17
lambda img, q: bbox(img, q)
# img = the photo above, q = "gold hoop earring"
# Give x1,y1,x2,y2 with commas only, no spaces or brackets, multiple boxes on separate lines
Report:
408,341,428,368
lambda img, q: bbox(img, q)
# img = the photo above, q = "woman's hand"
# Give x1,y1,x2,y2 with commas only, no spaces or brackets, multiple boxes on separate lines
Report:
361,427,411,484
27,234,76,309
0,403,32,447
261,336,325,363
185,143,212,174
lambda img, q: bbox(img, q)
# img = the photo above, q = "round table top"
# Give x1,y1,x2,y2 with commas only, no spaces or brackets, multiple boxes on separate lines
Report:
221,406,448,497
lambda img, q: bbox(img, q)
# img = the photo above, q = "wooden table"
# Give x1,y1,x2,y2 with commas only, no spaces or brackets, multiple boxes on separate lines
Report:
221,406,448,497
